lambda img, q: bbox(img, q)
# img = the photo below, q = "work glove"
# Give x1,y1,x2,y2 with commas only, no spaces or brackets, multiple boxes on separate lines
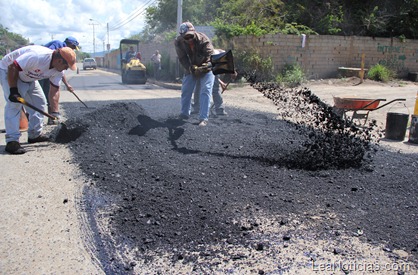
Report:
190,63,212,76
199,62,212,74
48,112,61,125
9,87,21,103
190,65,200,77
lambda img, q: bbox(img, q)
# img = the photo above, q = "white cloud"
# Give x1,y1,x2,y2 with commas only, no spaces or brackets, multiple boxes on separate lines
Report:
0,0,154,53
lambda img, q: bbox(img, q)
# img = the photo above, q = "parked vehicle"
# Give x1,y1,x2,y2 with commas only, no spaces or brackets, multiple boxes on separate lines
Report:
83,58,97,70
120,39,147,84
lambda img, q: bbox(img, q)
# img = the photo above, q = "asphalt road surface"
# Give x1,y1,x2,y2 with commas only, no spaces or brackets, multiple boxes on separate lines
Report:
0,67,417,274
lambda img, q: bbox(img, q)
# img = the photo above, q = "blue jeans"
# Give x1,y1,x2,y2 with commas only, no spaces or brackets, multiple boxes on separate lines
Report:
181,72,215,121
193,75,224,112
0,69,46,142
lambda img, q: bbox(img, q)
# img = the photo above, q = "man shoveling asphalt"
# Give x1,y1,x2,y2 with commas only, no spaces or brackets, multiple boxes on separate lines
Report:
0,45,77,154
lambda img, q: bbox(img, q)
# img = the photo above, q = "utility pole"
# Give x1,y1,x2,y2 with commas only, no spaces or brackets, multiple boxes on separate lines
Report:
89,19,99,58
107,23,110,52
177,0,182,32
176,0,182,78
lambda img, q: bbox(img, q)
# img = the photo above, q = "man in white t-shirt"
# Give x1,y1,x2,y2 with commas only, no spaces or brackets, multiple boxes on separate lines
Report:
0,45,76,154
150,50,161,80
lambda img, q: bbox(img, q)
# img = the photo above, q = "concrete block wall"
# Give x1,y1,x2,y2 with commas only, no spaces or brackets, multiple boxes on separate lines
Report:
104,34,418,80
229,34,418,79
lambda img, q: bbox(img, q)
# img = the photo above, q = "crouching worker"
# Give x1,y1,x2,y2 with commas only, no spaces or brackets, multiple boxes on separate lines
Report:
0,45,77,154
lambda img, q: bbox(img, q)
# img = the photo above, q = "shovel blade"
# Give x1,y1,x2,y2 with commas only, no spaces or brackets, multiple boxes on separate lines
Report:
211,50,235,75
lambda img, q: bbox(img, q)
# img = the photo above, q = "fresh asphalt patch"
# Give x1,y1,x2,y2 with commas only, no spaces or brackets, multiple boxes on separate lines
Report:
55,84,417,273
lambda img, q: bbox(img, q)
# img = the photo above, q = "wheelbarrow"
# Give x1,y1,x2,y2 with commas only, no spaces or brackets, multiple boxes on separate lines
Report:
333,96,406,125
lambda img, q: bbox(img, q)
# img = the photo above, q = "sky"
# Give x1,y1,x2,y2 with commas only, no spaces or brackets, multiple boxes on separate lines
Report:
0,0,157,54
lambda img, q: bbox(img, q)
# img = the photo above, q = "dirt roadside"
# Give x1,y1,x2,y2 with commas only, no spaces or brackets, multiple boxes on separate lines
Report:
0,129,102,272
303,77,418,154
0,72,417,274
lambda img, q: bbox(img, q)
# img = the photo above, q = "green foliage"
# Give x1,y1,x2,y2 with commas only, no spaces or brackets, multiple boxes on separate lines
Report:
392,0,418,39
212,19,271,39
233,49,275,82
360,6,389,37
141,0,418,41
318,5,344,35
144,0,215,34
276,63,305,87
218,0,285,27
280,23,318,35
0,24,29,56
367,64,394,82
164,31,178,43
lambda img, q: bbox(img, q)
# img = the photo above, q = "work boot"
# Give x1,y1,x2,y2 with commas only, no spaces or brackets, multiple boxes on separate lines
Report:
28,134,50,144
216,109,228,116
5,141,26,155
179,114,190,120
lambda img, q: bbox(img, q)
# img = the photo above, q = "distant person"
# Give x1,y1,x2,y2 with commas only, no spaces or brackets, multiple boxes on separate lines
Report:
150,50,161,80
41,36,79,124
0,45,77,154
174,21,215,127
125,46,136,61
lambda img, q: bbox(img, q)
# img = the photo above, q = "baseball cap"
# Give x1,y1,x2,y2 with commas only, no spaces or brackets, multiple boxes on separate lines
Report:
59,47,77,70
65,36,80,50
179,22,195,37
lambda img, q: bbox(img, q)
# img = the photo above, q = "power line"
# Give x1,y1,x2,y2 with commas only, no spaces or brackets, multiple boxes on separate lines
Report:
109,0,157,31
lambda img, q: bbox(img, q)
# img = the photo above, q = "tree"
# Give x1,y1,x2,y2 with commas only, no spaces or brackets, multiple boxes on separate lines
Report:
218,0,285,31
388,0,418,39
144,0,213,35
140,0,418,41
0,24,29,56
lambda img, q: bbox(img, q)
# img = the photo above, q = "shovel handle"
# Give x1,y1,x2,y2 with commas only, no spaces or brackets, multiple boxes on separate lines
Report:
69,90,89,108
17,97,58,120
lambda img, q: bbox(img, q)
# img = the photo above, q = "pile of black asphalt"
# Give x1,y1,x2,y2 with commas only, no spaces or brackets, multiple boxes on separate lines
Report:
56,83,417,273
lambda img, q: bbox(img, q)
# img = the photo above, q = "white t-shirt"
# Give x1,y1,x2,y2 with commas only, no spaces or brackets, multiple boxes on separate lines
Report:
0,45,63,86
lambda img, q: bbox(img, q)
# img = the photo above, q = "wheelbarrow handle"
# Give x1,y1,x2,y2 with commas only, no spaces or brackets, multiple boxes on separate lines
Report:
372,98,406,111
357,98,386,110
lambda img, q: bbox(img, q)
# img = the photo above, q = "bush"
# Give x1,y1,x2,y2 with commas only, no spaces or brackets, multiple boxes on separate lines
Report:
276,64,306,87
233,50,275,82
367,64,394,82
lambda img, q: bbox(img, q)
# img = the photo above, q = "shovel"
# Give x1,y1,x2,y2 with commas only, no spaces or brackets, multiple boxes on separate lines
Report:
16,97,58,121
210,50,235,75
194,50,235,75
68,89,93,109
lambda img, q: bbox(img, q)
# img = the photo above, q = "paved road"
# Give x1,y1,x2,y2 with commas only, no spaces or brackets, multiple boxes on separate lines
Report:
0,67,183,274
0,67,279,274
1,68,417,274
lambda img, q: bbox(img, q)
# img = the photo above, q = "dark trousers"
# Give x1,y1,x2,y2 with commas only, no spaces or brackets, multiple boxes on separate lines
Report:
38,79,50,112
